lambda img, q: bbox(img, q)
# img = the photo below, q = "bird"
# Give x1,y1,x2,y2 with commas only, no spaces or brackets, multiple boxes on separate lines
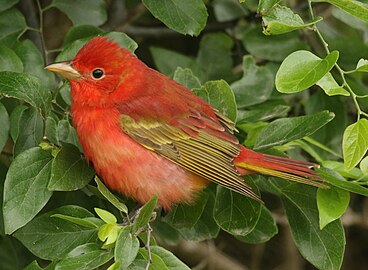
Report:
46,36,326,210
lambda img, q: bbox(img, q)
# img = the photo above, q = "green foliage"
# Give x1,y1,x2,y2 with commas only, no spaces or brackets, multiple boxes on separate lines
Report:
1,0,368,269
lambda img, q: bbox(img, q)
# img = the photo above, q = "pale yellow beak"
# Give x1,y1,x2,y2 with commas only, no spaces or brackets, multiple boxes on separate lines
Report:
45,62,81,80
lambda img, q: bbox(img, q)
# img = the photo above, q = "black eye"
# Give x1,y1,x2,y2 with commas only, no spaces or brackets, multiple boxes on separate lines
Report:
92,68,104,79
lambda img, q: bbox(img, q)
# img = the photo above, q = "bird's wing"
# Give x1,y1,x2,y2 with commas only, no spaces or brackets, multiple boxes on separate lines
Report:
120,111,261,201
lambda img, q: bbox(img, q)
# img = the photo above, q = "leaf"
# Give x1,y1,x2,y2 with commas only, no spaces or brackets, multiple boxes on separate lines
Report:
317,167,368,197
0,45,23,72
237,103,290,123
0,102,10,152
178,191,220,241
132,195,158,234
231,56,274,108
193,80,237,122
150,246,190,270
276,50,339,93
57,119,82,151
242,27,308,62
14,205,98,260
63,25,103,47
0,8,26,46
213,0,249,22
258,0,280,14
115,226,140,269
316,73,350,96
13,40,55,88
235,205,278,244
95,177,128,214
173,67,201,90
342,119,368,170
151,220,181,245
262,5,323,35
317,187,350,229
3,147,53,234
163,192,208,230
51,214,104,228
254,111,335,150
142,0,208,36
270,180,345,270
0,72,52,116
213,176,262,236
13,107,44,156
150,47,196,77
313,0,368,22
50,0,107,26
356,58,368,72
48,143,94,191
95,208,117,224
0,0,19,12
360,156,368,175
54,243,113,270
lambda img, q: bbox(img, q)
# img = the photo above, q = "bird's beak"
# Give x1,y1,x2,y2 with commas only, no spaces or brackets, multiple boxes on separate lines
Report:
45,61,81,80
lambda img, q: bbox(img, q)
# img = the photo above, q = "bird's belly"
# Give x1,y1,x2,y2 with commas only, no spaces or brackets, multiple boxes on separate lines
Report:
81,125,207,209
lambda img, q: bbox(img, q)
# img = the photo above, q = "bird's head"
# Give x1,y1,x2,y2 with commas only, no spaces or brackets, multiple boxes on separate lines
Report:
46,36,136,95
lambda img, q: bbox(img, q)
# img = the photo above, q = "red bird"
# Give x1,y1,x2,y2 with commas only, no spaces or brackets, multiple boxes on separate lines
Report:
46,37,325,209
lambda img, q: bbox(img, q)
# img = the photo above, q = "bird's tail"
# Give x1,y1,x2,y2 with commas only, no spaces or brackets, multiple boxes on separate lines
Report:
234,146,327,188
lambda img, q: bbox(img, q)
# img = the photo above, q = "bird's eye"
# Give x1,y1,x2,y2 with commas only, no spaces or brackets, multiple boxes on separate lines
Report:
92,68,104,79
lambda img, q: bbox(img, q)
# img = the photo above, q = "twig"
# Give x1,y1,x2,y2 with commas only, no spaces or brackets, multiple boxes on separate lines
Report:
145,223,153,270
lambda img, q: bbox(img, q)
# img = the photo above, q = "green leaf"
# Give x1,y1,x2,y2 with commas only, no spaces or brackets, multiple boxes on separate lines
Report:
193,80,237,122
262,5,323,35
129,248,169,270
342,119,368,170
0,0,19,12
270,180,345,270
151,220,181,245
213,176,261,236
322,160,366,180
356,58,368,72
0,71,52,116
14,205,98,260
317,187,350,229
51,214,104,228
63,25,103,47
57,119,82,151
235,205,278,243
276,50,339,93
95,177,128,214
0,102,10,152
231,56,274,108
50,0,107,26
317,167,368,197
242,27,309,62
173,67,201,90
142,0,208,36
313,0,368,22
13,40,55,88
56,32,138,61
48,143,94,191
213,0,249,22
316,73,350,96
258,0,280,14
115,226,140,269
150,47,196,77
178,191,220,241
95,208,117,224
98,223,120,246
132,195,158,234
0,8,26,46
237,102,290,123
45,116,58,145
196,33,234,82
163,192,208,230
360,156,368,175
150,246,190,270
0,45,23,72
254,111,335,150
23,261,43,270
3,147,53,234
54,243,113,270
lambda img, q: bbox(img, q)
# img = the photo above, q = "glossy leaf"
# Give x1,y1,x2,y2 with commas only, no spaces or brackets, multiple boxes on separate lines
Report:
231,56,274,108
343,119,368,170
0,72,52,116
193,80,237,122
49,143,94,191
317,186,350,229
254,111,335,150
3,147,53,234
51,0,107,26
115,226,140,269
142,0,208,36
54,243,113,270
14,206,98,260
95,177,128,214
276,50,339,93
